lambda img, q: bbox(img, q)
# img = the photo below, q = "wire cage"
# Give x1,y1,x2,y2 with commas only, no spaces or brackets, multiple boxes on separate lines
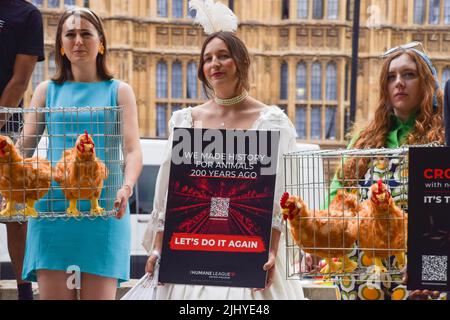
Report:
283,146,415,283
0,106,124,223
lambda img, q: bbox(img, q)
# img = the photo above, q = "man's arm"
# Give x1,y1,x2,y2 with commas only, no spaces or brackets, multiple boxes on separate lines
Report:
0,54,38,128
0,54,38,107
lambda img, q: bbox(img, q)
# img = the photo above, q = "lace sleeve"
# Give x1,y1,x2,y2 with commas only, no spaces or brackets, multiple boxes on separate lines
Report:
255,107,297,232
142,111,187,253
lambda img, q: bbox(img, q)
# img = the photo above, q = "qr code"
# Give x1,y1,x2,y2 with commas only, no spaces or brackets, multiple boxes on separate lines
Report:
210,197,230,219
421,255,448,282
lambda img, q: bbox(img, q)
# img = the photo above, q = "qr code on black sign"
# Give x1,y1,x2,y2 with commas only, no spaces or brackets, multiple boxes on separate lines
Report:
210,197,230,219
421,255,447,282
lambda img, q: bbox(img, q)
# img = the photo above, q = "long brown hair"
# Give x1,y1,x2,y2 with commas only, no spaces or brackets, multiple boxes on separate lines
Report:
198,31,250,98
52,7,113,83
340,50,444,184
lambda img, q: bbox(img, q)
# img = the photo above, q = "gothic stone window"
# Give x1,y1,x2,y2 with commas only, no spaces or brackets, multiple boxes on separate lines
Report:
297,0,308,19
280,62,288,100
157,60,168,98
158,0,168,17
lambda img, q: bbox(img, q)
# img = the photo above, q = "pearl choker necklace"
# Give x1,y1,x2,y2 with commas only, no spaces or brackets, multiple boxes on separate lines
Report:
214,90,248,106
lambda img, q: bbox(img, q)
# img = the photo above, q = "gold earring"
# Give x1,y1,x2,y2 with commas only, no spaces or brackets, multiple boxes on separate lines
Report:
98,43,105,55
60,47,65,56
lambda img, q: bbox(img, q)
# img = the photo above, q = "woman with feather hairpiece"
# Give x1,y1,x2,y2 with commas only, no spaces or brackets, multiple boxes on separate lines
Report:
141,0,306,300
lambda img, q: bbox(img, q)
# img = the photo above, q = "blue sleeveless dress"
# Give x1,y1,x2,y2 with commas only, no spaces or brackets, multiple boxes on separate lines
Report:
22,80,131,283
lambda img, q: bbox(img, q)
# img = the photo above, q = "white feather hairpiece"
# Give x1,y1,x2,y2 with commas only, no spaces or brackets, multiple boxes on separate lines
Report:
188,0,238,34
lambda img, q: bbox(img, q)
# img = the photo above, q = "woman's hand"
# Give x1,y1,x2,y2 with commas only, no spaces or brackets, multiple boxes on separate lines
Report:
145,253,159,276
402,272,441,300
302,253,322,273
145,250,163,287
114,184,132,219
253,249,276,292
409,290,441,300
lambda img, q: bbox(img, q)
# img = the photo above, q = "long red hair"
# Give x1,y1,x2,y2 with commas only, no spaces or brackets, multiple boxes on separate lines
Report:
340,50,444,184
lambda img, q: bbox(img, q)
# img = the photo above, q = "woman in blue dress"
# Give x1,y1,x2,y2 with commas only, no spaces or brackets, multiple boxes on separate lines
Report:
18,7,142,299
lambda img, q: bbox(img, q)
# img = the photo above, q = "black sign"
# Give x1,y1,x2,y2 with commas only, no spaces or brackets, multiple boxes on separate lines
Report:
159,128,280,288
407,147,450,291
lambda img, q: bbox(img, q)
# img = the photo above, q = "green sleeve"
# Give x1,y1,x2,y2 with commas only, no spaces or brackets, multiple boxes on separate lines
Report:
325,177,343,208
322,133,361,209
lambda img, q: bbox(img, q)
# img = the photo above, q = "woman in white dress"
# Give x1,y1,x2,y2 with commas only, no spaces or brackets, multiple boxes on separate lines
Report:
141,30,305,300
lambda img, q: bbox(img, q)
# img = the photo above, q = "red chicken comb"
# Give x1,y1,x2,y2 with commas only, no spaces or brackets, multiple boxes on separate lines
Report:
280,192,289,209
83,130,94,145
77,130,95,153
377,179,383,189
371,179,391,205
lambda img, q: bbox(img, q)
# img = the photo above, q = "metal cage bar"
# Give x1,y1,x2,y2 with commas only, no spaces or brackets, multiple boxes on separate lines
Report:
283,144,443,283
0,106,124,222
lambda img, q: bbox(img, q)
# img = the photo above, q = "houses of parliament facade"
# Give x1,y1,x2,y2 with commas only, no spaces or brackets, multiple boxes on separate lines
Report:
26,0,450,148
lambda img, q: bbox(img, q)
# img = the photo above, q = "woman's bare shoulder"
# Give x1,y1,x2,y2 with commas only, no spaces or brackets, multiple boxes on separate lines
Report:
191,101,213,118
247,97,270,110
29,80,50,108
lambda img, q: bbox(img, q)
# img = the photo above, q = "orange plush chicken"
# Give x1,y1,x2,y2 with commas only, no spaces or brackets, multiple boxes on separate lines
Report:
0,135,51,217
281,190,359,274
358,180,407,273
54,131,108,216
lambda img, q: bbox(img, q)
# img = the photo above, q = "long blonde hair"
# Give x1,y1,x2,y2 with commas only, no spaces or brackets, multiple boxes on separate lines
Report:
340,50,444,183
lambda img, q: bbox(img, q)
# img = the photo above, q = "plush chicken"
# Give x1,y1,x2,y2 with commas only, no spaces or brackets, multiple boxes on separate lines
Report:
54,131,109,216
281,190,359,274
358,180,407,273
0,135,51,217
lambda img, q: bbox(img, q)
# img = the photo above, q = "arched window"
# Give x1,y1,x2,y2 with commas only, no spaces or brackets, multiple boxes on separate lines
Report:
64,0,75,7
295,105,307,139
31,62,44,91
325,106,336,139
280,62,288,100
296,62,307,100
282,0,290,19
326,62,337,101
48,0,60,8
172,0,183,18
187,61,198,99
157,0,168,17
313,0,324,19
311,106,322,139
48,52,56,79
156,61,168,98
414,0,425,23
171,61,182,99
445,0,450,23
442,67,450,88
156,104,167,137
429,0,440,24
327,0,339,19
297,0,309,19
311,62,322,100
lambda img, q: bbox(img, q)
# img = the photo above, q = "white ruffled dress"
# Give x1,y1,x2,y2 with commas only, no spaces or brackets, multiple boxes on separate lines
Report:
142,106,306,300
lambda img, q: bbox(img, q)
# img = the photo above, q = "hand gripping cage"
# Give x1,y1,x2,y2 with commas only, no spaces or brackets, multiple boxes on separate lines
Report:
0,106,124,223
283,146,414,282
